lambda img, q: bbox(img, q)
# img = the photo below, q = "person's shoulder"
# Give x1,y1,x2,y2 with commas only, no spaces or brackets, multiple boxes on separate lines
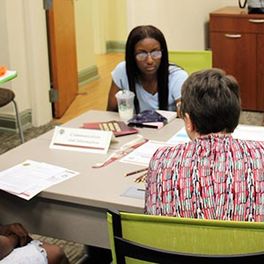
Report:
168,64,188,78
112,61,126,78
230,137,264,154
114,61,126,71
152,143,188,159
237,137,264,148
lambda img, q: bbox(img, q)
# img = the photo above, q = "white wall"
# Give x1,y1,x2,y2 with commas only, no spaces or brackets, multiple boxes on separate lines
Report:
22,1,52,126
106,0,127,42
91,0,108,54
0,0,240,127
127,0,238,50
75,0,96,71
91,0,128,54
0,0,52,127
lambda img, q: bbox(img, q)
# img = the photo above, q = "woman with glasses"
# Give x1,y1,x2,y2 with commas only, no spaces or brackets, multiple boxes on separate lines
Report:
107,25,188,114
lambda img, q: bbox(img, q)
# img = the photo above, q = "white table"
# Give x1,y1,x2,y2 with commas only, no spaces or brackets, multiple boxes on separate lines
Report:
0,110,184,248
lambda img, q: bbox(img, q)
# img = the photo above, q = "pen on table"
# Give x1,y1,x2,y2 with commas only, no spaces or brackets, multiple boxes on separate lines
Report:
134,172,147,183
125,167,148,177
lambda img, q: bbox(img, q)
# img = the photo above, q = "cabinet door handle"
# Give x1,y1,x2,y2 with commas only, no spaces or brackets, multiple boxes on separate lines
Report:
248,19,264,23
224,34,242,39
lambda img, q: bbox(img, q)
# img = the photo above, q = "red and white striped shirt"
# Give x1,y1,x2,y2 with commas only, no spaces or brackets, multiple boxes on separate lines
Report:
145,134,264,222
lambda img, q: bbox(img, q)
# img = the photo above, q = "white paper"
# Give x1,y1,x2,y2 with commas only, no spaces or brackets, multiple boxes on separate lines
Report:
50,126,113,154
0,160,79,200
156,110,176,123
232,124,264,141
120,140,171,166
121,186,145,200
166,127,190,145
167,125,264,144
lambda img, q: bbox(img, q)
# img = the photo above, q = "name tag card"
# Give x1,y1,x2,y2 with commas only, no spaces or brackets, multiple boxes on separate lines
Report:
50,126,113,154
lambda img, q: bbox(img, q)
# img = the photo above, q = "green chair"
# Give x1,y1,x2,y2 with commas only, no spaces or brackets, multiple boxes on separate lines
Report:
107,210,264,264
168,50,212,74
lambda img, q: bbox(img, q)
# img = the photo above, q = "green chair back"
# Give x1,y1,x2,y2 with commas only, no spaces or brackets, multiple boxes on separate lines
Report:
168,50,212,74
107,210,264,264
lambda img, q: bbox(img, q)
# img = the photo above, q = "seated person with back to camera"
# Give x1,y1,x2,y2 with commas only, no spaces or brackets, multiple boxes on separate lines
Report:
145,68,264,222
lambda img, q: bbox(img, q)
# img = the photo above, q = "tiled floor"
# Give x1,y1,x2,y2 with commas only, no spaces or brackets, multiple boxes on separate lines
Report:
32,234,86,264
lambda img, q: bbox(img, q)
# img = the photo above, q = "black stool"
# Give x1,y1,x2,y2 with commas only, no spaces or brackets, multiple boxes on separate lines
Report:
0,87,24,143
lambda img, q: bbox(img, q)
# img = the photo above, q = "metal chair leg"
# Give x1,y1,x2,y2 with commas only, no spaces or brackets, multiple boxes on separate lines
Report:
12,99,24,143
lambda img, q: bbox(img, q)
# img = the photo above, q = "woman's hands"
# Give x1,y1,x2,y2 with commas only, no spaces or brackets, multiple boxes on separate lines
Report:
0,223,32,247
107,81,119,111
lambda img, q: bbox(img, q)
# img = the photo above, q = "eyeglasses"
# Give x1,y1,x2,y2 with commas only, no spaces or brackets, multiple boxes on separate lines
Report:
135,50,162,61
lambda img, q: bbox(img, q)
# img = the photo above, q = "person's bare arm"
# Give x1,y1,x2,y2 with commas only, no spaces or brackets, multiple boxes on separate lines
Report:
106,80,120,112
175,99,181,118
0,234,18,260
0,223,31,247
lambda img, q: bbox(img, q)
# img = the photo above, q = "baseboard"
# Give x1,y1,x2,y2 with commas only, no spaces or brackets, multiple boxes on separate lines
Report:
0,109,32,132
78,65,99,88
106,41,126,52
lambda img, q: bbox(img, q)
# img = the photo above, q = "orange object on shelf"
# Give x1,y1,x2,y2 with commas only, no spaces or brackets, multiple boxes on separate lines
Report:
0,66,7,76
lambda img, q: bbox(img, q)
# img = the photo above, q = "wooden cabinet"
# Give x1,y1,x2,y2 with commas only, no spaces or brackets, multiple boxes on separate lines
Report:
210,7,264,111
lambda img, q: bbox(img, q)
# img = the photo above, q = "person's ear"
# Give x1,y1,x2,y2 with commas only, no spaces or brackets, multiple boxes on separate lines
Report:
184,113,199,140
184,113,194,133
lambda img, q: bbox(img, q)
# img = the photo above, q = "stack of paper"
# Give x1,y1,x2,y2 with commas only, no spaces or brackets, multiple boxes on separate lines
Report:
156,110,177,123
0,160,79,200
232,124,264,141
120,140,172,166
